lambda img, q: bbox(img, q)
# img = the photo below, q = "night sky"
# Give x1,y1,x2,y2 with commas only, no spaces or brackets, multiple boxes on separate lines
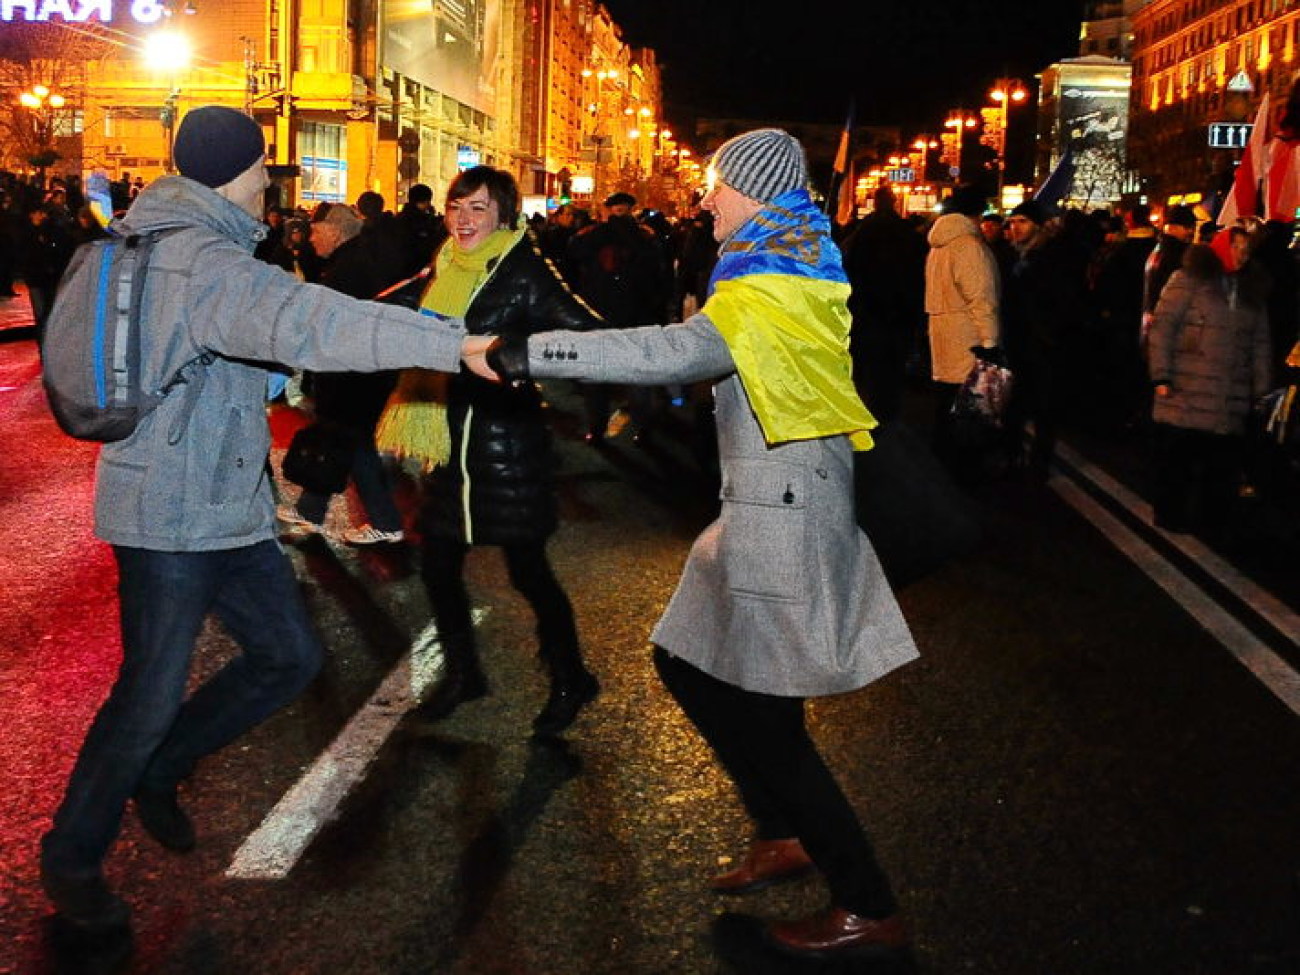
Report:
603,0,1087,133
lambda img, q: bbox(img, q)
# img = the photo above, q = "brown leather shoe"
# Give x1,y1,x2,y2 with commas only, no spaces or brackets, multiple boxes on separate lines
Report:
709,837,815,894
767,907,908,957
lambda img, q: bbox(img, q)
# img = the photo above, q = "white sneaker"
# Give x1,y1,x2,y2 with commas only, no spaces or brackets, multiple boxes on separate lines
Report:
342,524,404,546
276,504,322,533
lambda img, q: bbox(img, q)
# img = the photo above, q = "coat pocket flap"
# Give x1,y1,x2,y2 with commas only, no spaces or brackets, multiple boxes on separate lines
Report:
720,459,807,509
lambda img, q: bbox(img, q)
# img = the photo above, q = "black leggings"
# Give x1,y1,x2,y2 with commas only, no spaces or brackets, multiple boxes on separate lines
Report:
421,537,579,651
653,646,898,919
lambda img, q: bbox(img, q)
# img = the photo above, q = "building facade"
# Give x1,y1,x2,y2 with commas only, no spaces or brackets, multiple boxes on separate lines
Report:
0,0,680,212
1130,0,1300,205
1080,0,1146,61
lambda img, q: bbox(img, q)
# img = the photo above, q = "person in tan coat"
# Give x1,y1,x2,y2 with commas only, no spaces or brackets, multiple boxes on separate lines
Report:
925,186,1000,474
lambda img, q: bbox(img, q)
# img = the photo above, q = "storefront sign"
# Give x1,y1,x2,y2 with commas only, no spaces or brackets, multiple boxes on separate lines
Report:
1,0,171,24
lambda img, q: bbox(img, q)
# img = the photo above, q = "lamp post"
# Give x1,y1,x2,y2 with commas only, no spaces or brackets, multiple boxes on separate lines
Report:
912,135,939,182
581,64,621,203
18,85,66,189
143,30,193,174
985,78,1029,206
942,111,979,182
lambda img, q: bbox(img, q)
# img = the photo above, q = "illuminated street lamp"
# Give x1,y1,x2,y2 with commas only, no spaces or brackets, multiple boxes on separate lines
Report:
18,84,67,187
143,30,193,173
984,78,1029,203
941,111,979,180
912,135,939,181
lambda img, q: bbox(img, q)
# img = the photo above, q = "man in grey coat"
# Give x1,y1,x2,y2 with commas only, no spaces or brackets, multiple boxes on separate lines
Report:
467,128,919,960
39,106,472,935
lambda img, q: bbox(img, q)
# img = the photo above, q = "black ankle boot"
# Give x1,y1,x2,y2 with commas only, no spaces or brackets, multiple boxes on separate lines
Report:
532,666,599,737
416,634,487,720
134,783,196,853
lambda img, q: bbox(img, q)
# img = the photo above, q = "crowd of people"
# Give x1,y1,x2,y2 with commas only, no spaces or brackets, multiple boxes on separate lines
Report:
15,103,1300,967
842,182,1299,536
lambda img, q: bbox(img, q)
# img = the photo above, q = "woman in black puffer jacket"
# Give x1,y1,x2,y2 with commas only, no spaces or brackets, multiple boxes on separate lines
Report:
412,166,603,736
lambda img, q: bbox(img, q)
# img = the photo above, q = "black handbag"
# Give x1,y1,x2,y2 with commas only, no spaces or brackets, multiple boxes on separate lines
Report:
854,420,982,589
281,421,357,495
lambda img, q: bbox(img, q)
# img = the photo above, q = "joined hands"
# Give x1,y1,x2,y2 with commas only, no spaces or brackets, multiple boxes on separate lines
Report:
461,334,501,382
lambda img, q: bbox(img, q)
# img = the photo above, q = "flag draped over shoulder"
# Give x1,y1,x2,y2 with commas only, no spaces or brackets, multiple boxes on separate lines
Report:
702,188,877,451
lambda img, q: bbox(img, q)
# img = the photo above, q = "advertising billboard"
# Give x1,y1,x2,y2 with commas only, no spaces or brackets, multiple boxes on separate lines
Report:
1050,60,1133,207
382,0,500,116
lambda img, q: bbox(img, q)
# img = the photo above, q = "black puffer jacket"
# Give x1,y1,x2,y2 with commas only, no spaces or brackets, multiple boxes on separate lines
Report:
420,231,601,545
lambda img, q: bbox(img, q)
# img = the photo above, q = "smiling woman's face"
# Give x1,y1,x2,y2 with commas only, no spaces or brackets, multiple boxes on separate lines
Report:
446,184,501,251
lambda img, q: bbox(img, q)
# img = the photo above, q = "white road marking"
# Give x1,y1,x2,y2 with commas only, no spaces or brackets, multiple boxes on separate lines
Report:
1057,442,1300,644
226,610,484,880
1052,475,1300,717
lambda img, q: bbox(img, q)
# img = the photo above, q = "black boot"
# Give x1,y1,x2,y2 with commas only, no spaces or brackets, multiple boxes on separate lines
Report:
134,782,196,852
533,643,599,737
416,632,487,720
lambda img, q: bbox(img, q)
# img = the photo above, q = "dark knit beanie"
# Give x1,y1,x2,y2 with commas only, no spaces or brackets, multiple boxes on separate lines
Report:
1010,199,1050,225
710,128,807,203
174,106,265,188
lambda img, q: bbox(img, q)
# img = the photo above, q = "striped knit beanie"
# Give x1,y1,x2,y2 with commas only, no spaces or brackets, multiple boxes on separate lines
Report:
709,128,808,203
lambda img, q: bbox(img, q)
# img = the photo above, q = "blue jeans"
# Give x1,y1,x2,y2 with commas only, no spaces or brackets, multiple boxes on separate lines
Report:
41,540,322,875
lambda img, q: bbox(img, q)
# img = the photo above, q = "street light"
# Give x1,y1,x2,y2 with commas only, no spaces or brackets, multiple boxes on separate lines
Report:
985,78,1029,205
143,29,193,173
942,111,978,181
912,135,939,181
18,84,66,188
581,64,621,202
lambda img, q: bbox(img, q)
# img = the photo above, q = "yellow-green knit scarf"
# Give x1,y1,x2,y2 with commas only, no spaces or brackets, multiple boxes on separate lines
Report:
375,228,524,471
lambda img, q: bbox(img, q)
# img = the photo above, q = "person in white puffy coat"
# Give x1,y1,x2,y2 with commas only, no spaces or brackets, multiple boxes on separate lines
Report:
924,187,1000,472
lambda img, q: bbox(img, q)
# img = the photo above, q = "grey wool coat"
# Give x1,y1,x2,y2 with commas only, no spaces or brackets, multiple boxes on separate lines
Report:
524,315,919,697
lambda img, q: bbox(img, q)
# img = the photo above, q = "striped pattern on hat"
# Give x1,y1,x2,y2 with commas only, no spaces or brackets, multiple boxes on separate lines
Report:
710,128,808,203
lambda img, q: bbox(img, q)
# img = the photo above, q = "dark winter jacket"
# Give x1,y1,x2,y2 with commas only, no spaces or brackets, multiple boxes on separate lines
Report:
1093,229,1157,335
421,231,602,545
1148,245,1273,436
310,233,410,429
567,215,670,325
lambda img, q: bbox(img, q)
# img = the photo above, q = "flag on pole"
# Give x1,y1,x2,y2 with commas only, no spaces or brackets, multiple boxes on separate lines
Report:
836,158,856,226
1217,92,1270,228
828,100,854,223
1033,146,1075,208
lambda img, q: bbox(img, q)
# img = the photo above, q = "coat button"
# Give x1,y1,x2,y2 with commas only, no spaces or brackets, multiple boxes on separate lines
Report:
236,458,244,468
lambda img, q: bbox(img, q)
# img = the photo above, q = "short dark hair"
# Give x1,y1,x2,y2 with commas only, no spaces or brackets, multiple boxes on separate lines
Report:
408,183,433,204
446,165,520,230
945,185,986,218
354,190,385,221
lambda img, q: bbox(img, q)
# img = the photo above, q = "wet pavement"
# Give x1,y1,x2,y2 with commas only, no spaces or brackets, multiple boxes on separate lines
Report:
2,320,1300,974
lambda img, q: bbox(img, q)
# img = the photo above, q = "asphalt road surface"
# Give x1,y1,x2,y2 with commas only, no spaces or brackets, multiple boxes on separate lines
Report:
2,332,1299,975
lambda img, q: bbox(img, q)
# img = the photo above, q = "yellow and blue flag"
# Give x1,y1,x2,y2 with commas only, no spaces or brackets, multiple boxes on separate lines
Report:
703,188,877,450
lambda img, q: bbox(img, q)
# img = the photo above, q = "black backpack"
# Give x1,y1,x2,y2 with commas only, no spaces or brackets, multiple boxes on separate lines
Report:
42,227,210,442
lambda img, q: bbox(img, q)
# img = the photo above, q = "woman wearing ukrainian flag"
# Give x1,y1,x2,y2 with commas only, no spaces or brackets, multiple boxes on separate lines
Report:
469,128,919,960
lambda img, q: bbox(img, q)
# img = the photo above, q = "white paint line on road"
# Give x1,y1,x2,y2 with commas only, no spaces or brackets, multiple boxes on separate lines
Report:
1057,442,1300,646
226,610,485,880
1052,476,1300,718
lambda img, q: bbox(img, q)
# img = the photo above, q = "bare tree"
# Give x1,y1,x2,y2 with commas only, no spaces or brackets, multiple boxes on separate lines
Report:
0,22,113,173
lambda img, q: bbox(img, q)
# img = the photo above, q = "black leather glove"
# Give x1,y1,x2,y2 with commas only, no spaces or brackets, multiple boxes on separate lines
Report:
970,345,1008,367
485,334,531,385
